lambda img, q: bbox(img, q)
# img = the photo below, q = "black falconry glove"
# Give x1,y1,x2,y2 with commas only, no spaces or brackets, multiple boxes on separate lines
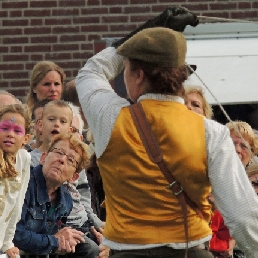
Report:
112,6,199,48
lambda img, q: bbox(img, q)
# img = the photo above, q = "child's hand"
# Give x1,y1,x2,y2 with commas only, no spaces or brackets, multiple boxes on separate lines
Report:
6,247,19,258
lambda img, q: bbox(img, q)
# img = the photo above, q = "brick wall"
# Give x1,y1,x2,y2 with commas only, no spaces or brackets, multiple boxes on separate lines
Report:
1,0,258,101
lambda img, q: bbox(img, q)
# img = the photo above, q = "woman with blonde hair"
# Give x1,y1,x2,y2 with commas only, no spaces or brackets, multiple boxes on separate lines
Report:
226,120,258,168
184,86,213,119
26,61,66,112
209,121,258,257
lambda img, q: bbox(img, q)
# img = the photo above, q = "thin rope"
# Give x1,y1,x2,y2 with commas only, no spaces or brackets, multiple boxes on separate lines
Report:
186,64,255,162
192,14,258,163
197,15,258,24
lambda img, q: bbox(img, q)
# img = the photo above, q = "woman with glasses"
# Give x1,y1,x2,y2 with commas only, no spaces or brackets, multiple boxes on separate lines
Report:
226,121,258,168
13,134,94,257
209,121,258,257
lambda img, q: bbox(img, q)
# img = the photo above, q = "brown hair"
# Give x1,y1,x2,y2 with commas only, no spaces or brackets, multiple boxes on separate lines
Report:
63,80,80,105
48,133,88,174
32,99,52,121
129,59,187,97
184,86,213,119
0,104,31,134
26,61,66,112
42,100,73,124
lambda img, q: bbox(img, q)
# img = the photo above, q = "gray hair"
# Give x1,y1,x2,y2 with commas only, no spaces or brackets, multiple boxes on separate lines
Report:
0,90,22,104
68,102,84,134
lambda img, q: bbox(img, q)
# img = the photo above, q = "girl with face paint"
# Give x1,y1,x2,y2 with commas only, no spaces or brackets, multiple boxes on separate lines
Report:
0,104,31,258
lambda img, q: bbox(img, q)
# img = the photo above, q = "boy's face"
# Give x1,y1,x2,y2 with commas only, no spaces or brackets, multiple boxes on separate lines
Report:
0,112,29,155
39,106,72,143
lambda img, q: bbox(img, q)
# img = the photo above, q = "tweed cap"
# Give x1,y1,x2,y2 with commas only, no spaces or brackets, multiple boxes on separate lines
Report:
117,27,187,68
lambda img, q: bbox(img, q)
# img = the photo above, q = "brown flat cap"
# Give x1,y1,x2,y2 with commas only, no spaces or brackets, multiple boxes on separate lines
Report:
117,27,187,68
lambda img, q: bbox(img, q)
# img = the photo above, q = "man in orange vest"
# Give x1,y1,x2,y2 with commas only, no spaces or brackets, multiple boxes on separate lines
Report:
76,7,258,258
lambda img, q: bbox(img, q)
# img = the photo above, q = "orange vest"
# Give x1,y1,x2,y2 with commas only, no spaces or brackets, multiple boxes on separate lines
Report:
98,99,212,244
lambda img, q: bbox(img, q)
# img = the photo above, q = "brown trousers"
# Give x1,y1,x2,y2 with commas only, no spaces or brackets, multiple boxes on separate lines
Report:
110,246,214,258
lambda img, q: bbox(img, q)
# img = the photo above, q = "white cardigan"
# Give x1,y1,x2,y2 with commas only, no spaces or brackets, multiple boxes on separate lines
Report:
0,149,31,253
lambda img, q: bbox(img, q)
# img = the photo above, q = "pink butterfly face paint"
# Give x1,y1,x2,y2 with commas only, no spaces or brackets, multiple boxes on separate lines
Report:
0,120,25,136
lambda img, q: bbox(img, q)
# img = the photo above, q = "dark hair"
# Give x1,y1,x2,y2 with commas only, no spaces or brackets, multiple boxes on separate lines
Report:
32,99,52,120
129,59,187,96
63,80,80,106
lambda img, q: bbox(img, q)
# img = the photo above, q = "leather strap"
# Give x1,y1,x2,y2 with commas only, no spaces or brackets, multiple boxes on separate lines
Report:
129,102,204,258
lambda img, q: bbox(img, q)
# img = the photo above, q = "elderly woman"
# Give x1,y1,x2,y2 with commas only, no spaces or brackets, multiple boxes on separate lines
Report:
13,134,90,256
184,86,213,119
226,120,258,168
76,8,258,258
209,121,258,257
26,61,65,112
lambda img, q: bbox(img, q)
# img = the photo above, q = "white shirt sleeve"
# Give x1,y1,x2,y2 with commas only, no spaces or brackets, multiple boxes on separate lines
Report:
205,118,258,257
76,47,130,158
2,149,31,252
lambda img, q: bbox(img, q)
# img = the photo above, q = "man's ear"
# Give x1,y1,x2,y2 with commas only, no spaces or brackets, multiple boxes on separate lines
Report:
68,172,79,183
40,152,48,166
135,69,145,86
37,119,43,131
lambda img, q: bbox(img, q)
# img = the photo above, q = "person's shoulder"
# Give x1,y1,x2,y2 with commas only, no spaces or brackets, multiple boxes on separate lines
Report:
60,184,74,211
30,148,42,156
30,148,42,167
61,183,75,196
15,148,31,172
28,165,45,190
17,148,31,160
204,118,229,136
30,164,42,175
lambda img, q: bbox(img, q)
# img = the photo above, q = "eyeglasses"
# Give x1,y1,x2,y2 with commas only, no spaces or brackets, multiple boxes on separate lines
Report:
233,141,252,152
49,147,78,168
71,126,80,134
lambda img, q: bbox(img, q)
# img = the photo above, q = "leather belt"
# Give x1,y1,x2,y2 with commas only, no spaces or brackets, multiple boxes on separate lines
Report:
110,243,207,255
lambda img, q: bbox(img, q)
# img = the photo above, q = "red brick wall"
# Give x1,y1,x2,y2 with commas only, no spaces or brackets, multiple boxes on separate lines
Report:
1,0,258,100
